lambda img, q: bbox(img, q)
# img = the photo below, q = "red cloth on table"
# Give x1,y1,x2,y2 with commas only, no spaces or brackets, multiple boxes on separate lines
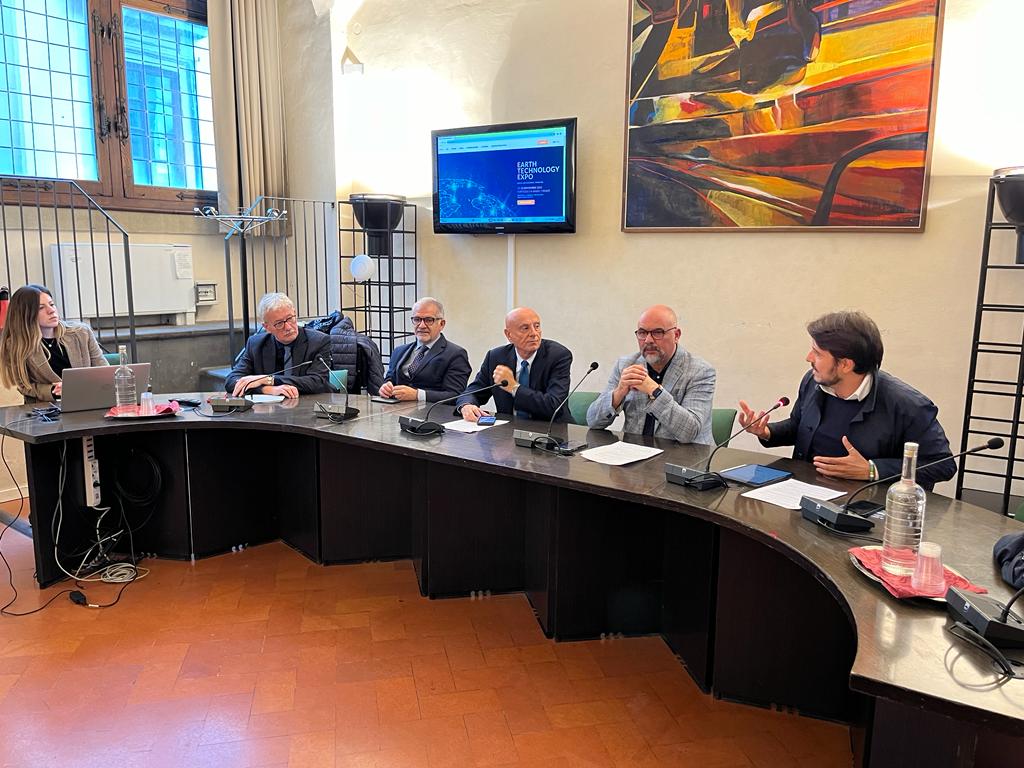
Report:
849,546,988,599
104,401,181,418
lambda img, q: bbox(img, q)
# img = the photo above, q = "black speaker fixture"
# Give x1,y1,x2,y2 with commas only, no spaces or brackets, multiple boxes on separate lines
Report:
993,167,1024,265
349,193,407,257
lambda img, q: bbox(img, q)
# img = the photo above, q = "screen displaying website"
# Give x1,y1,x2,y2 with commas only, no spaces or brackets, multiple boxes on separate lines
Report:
436,126,568,224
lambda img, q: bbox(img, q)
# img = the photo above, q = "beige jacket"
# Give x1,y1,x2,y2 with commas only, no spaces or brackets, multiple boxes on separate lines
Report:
23,323,108,403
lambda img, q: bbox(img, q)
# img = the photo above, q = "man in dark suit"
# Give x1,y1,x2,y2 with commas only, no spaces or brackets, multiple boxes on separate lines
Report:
380,297,470,403
738,311,954,490
455,306,572,422
225,292,332,398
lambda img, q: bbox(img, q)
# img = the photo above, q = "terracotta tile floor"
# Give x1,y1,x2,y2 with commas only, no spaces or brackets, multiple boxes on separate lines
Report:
0,509,853,767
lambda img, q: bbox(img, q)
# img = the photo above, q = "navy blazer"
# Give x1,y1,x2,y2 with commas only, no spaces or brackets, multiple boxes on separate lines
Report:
224,327,333,395
455,339,573,422
763,369,955,490
384,334,471,403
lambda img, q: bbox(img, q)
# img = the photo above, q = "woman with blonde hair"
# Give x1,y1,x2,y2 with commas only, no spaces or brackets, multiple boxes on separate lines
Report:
0,284,107,402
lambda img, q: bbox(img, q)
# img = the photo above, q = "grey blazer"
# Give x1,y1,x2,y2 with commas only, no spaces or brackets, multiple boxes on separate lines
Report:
587,347,716,445
23,322,108,402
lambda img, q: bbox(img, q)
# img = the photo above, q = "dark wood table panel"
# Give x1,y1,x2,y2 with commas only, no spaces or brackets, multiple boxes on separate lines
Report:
320,442,412,563
715,527,863,721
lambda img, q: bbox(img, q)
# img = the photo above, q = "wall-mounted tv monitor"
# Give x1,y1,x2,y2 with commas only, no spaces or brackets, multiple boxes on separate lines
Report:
431,117,577,234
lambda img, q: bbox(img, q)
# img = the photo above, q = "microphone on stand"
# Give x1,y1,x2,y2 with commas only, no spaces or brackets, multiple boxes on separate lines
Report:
400,380,509,436
666,396,790,491
514,361,599,456
313,355,359,421
800,437,1004,533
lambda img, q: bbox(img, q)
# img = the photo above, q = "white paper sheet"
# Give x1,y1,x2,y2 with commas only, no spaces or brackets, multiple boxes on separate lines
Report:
740,479,845,510
580,442,663,466
442,419,509,434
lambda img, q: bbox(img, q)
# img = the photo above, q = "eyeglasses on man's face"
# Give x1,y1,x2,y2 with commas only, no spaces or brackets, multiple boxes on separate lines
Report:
270,314,298,330
635,326,677,340
410,316,440,326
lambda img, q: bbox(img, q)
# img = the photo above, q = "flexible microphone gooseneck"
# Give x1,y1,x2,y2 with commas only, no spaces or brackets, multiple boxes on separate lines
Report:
665,395,790,492
400,380,509,436
800,437,1005,533
704,396,791,472
530,361,599,453
313,355,359,421
844,437,1004,515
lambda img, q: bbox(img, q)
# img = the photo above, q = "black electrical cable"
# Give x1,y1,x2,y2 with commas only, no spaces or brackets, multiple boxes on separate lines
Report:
1,415,75,617
814,519,883,544
192,405,238,418
945,621,1024,680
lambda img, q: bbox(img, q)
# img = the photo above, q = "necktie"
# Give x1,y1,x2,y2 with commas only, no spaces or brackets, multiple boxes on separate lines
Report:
283,344,293,375
516,360,530,420
405,345,429,378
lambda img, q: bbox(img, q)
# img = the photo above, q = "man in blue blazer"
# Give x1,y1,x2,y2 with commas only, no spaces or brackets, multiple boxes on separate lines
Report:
225,292,332,397
379,297,471,403
738,311,954,490
455,307,572,422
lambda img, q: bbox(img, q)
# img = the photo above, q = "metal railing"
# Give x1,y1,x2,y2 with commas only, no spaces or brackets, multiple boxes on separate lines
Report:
222,196,338,347
0,175,137,359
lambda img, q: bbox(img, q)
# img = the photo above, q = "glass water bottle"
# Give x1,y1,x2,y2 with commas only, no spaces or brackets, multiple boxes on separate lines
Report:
881,442,926,576
113,344,137,411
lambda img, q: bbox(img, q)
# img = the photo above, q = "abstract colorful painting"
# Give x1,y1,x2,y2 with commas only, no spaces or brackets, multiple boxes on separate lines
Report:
623,0,944,230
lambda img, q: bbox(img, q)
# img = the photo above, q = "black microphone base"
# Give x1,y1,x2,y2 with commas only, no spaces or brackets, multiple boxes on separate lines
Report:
665,463,726,491
314,402,360,421
209,397,254,413
947,586,1024,648
799,496,875,533
399,415,445,436
513,430,586,456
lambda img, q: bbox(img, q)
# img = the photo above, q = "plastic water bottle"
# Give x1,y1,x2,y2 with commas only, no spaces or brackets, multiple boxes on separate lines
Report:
114,344,137,411
881,442,926,576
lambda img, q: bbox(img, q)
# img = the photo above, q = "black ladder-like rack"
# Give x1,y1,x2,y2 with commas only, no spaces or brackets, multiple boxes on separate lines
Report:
956,178,1023,515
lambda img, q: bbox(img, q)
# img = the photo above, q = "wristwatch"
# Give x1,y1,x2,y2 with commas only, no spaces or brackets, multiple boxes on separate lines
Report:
649,386,664,401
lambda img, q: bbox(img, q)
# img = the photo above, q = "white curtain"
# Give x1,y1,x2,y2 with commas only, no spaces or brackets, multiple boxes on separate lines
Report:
208,0,288,214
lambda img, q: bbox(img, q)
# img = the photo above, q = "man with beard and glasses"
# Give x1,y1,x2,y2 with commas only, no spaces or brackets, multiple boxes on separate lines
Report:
737,311,955,490
587,304,716,444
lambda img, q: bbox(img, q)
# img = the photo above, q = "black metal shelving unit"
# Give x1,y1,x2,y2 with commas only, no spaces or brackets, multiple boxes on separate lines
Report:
956,178,1024,516
338,200,418,365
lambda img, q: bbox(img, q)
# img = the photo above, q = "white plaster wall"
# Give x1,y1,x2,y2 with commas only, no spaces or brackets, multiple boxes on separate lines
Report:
338,0,1024,495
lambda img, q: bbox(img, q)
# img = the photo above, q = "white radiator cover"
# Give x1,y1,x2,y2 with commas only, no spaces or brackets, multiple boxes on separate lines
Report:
50,243,196,322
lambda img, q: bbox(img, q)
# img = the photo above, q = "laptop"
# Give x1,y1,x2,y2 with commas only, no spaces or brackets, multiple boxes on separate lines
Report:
59,364,152,413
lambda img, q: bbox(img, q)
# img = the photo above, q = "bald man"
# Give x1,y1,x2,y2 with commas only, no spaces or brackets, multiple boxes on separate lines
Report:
587,304,716,444
455,307,573,422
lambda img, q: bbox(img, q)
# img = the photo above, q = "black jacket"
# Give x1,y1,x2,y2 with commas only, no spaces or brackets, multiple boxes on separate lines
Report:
224,327,333,395
455,339,573,422
329,315,385,395
763,369,955,490
384,334,471,403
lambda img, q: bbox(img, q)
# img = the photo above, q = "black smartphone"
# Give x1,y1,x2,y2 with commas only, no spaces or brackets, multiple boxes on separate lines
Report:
477,415,496,426
846,500,884,517
175,398,202,407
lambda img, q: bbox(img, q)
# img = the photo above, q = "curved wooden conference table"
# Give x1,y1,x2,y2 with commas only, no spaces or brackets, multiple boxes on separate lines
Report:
3,392,1023,767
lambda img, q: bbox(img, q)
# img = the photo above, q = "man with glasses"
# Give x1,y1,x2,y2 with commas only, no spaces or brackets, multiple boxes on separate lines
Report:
225,292,333,398
379,297,470,402
456,306,572,422
587,304,716,444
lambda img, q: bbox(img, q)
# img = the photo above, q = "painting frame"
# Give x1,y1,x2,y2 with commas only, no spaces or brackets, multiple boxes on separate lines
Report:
621,0,946,233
